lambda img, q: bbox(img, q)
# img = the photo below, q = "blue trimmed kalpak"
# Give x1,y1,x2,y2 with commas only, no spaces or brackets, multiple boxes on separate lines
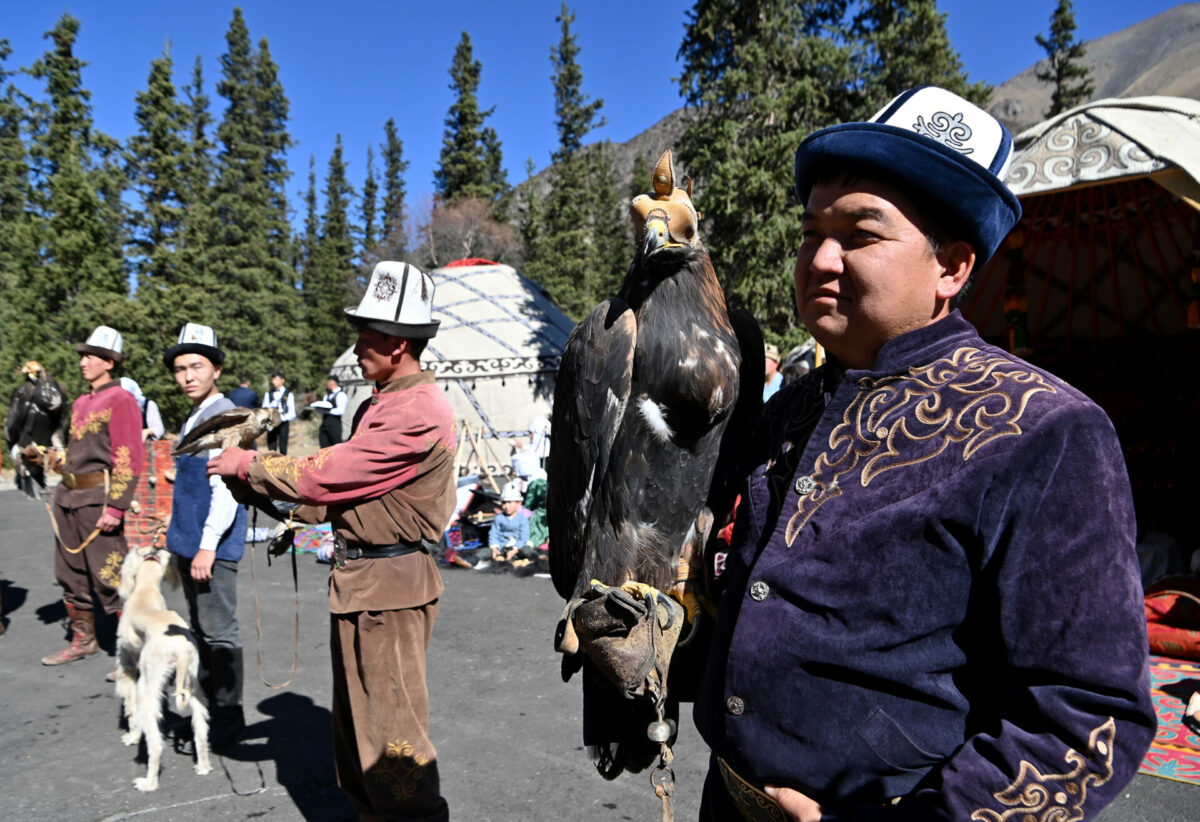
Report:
693,86,1154,821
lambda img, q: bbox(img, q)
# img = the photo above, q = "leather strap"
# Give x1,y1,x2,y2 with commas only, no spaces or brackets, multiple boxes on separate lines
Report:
61,470,106,490
343,539,428,560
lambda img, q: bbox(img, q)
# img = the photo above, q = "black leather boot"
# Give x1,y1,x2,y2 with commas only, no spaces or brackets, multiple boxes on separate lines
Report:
209,646,245,749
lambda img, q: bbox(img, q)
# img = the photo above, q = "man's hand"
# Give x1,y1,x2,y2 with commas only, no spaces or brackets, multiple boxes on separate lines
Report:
207,447,248,478
190,549,216,582
96,511,122,533
764,785,823,822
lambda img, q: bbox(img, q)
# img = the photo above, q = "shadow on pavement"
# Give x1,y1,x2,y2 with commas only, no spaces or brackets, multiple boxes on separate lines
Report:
35,598,66,625
218,691,354,821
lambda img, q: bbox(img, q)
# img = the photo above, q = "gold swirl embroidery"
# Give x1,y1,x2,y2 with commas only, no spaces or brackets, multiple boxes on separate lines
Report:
372,738,430,801
70,408,112,440
99,550,124,589
970,717,1115,822
110,446,133,500
786,347,1056,545
717,757,789,822
260,449,331,482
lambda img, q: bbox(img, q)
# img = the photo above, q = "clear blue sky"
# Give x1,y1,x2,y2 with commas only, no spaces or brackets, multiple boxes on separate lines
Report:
1,0,1188,227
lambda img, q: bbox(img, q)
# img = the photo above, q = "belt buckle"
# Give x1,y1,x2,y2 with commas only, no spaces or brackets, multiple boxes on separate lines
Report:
333,534,348,568
62,472,77,490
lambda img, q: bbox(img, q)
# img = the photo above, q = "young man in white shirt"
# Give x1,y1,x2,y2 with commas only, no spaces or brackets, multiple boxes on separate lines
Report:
164,323,247,749
261,371,296,454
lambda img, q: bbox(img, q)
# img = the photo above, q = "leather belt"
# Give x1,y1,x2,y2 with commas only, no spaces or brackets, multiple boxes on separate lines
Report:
61,470,106,490
716,757,902,820
717,757,788,822
341,539,428,561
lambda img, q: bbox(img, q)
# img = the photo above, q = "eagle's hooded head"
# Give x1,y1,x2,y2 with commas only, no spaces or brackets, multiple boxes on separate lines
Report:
629,150,702,272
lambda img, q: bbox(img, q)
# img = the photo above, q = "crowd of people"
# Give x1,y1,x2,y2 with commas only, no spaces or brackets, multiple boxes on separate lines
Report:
1,86,1159,822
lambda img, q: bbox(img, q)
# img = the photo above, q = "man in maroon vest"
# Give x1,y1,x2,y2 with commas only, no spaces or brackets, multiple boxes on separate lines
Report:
42,326,143,667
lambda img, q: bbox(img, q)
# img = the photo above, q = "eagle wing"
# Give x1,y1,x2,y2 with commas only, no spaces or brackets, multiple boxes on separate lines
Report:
706,307,764,525
548,298,636,600
172,406,256,456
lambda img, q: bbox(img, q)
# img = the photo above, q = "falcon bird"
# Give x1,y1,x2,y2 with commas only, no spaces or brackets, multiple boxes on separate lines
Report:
172,407,281,456
549,150,763,778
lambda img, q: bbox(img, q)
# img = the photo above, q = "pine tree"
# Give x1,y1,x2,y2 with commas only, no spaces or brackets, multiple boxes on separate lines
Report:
126,47,189,291
678,0,855,343
377,117,409,261
209,9,303,390
1036,0,1095,116
304,136,355,379
124,45,212,417
521,4,617,320
435,32,504,205
0,40,37,383
300,155,319,277
178,55,217,296
360,143,378,257
25,15,129,389
850,0,990,115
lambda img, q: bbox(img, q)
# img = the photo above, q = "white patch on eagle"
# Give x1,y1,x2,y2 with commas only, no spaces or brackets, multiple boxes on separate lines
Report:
679,356,699,369
638,397,674,443
606,388,622,411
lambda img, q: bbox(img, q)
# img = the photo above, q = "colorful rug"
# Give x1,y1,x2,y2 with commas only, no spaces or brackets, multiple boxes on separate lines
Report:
1139,655,1200,784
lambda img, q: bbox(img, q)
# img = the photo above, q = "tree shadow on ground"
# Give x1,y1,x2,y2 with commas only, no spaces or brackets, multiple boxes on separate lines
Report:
215,691,354,821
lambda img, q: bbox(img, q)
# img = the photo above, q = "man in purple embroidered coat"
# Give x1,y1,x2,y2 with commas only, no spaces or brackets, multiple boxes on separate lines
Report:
693,86,1155,821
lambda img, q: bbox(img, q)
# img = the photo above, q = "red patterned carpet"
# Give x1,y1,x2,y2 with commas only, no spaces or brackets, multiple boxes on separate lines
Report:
1140,655,1200,785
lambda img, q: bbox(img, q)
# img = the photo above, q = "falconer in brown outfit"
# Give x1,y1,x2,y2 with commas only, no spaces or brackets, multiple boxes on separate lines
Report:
42,326,144,666
209,261,456,822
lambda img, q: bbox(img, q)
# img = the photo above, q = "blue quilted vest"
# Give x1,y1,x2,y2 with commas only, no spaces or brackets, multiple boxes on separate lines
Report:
166,400,248,562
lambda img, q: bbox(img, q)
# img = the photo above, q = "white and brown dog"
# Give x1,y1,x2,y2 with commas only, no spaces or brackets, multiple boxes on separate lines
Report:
115,545,212,791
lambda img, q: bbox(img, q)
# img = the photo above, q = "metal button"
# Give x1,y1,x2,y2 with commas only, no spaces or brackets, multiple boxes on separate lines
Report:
726,695,745,715
794,475,816,495
749,581,769,601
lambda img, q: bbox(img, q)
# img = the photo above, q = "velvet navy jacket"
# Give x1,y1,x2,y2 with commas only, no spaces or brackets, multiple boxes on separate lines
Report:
694,312,1154,821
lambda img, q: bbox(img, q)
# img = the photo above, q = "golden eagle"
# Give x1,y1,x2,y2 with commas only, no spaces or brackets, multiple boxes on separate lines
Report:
172,407,280,457
549,150,762,779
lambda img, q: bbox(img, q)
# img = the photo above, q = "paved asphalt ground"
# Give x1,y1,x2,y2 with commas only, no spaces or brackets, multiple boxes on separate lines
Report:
1,483,1196,821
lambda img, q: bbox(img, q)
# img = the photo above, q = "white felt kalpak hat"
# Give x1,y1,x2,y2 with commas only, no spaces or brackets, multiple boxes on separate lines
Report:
164,322,225,368
794,85,1022,264
345,261,440,339
500,483,524,502
76,325,124,363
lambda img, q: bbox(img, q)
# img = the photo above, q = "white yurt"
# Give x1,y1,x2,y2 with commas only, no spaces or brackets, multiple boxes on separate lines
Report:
330,259,577,477
961,96,1200,564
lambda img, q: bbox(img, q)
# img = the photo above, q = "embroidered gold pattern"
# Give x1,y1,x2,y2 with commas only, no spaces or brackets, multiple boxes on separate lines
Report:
99,550,124,589
372,738,430,801
260,450,331,483
970,717,1116,822
71,407,112,440
785,347,1055,545
717,757,789,822
110,446,133,500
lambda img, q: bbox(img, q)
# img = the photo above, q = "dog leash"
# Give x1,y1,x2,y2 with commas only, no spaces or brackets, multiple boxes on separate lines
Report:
247,506,301,689
43,469,109,554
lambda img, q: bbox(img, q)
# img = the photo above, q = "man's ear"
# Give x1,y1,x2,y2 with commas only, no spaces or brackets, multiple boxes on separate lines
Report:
935,240,975,302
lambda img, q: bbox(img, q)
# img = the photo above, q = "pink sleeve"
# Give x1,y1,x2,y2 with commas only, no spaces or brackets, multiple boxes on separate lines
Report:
244,392,453,505
106,392,144,510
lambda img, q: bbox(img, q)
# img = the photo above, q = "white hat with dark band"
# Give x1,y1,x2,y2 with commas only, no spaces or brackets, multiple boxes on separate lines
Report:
76,326,125,363
345,261,440,339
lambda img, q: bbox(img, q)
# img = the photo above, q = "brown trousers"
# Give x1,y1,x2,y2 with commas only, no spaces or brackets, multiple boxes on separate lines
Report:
52,503,128,615
331,602,447,822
